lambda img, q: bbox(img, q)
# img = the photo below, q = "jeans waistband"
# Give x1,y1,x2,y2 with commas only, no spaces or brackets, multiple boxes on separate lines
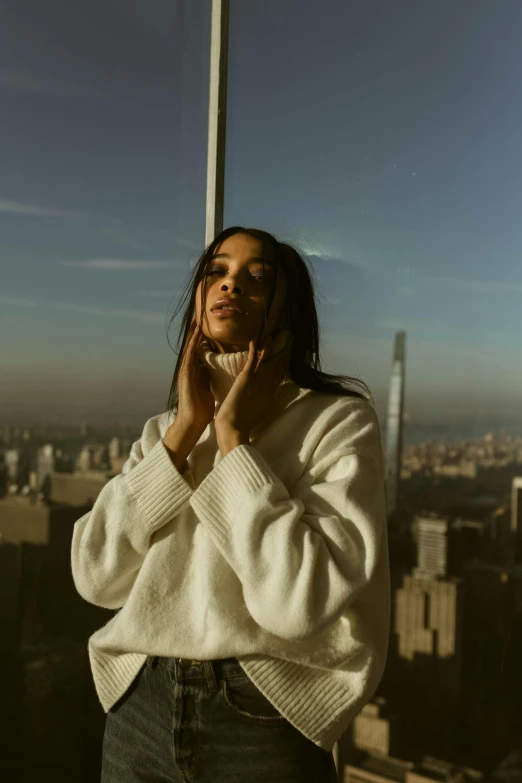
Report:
145,656,243,692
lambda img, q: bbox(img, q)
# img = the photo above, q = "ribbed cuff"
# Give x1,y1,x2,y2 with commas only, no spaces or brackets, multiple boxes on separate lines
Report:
124,438,193,533
189,445,278,544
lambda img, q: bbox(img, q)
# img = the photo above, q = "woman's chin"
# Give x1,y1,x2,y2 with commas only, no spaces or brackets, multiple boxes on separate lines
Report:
203,326,256,350
216,340,251,354
201,332,251,354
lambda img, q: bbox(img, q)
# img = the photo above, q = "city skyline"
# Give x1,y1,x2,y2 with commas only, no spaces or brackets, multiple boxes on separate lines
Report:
2,0,522,427
2,311,522,777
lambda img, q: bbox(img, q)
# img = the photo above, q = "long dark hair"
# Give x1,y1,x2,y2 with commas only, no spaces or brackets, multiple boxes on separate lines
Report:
166,226,371,414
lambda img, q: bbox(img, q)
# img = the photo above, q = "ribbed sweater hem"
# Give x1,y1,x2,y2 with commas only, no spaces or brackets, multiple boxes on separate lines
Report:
87,642,376,752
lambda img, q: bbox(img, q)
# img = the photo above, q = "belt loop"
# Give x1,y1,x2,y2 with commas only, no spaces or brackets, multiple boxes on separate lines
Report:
147,655,159,671
203,660,219,692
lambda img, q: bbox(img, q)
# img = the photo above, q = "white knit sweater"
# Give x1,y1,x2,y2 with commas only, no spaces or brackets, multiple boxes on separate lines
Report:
71,336,390,752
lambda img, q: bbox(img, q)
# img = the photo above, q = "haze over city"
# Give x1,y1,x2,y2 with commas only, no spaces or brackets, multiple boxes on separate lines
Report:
2,0,522,432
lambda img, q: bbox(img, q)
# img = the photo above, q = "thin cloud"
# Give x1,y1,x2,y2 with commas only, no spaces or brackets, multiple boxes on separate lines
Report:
374,319,520,345
138,289,179,298
0,199,88,219
0,68,107,101
1,294,164,325
424,276,522,294
62,258,172,270
100,227,153,253
175,236,203,251
461,279,522,294
53,302,164,325
0,296,38,307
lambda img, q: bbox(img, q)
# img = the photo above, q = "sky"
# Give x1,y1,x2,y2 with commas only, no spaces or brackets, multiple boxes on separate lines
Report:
2,0,522,435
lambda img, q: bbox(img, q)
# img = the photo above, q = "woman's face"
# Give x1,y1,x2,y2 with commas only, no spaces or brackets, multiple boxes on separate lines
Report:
194,232,288,353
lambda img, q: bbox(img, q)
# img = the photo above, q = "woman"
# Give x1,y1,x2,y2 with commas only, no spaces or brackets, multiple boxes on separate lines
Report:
71,226,390,783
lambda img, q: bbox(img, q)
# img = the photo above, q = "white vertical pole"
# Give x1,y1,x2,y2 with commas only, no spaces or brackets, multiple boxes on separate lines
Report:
205,0,230,247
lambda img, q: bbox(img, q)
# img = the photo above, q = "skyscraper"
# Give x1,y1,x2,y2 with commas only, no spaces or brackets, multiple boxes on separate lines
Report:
392,514,463,708
511,476,522,563
36,444,55,500
385,331,406,516
414,515,449,579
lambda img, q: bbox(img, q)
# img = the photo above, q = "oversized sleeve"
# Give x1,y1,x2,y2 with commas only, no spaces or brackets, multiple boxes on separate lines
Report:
189,398,387,641
70,415,193,610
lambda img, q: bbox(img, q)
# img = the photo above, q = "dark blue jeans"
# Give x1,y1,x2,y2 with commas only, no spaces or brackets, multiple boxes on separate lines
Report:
101,655,338,782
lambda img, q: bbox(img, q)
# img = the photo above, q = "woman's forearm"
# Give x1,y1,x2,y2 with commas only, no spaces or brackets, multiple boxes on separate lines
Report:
162,420,204,472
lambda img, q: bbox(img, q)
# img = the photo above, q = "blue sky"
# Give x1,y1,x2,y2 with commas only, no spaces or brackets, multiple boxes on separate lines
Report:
2,0,522,431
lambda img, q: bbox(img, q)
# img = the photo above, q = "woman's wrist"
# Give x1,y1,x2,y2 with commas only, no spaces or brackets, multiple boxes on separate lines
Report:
162,421,203,471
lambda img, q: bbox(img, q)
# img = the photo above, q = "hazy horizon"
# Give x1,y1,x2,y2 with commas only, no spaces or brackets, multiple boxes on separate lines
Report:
2,0,522,430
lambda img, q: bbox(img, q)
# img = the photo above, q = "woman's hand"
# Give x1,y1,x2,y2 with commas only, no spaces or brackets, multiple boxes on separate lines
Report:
215,333,292,451
174,320,215,435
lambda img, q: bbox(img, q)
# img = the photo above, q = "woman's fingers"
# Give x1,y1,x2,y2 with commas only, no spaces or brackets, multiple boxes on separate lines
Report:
180,321,200,373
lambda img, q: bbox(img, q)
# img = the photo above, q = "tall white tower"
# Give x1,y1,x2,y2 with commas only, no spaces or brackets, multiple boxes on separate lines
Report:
511,476,522,564
385,331,406,516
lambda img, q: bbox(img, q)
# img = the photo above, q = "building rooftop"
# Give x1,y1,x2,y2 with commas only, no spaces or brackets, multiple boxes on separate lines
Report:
361,754,414,782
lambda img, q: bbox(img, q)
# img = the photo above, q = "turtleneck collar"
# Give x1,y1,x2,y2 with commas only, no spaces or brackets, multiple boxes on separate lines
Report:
196,329,308,416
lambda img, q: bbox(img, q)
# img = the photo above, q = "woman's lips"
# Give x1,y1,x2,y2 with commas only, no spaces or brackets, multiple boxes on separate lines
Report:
211,308,243,317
